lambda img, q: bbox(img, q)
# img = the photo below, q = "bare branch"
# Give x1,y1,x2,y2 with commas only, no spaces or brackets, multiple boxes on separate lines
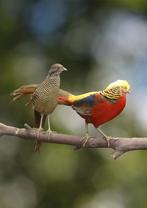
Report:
0,122,147,159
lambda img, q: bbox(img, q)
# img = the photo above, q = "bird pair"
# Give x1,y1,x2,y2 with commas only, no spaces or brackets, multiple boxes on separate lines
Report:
11,63,130,151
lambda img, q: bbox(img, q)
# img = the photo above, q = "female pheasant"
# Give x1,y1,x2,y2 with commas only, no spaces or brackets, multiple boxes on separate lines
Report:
11,64,67,152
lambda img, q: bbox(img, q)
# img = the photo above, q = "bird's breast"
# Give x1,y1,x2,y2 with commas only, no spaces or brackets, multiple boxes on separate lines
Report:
31,78,60,114
91,95,126,127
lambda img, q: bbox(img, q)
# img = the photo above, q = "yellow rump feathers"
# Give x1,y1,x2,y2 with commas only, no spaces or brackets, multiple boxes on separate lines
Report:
68,91,98,102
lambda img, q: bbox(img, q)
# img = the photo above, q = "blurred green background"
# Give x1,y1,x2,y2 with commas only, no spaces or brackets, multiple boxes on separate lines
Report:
1,0,147,207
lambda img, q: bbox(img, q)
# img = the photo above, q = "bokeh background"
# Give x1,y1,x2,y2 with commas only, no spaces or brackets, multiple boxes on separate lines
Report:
1,0,147,207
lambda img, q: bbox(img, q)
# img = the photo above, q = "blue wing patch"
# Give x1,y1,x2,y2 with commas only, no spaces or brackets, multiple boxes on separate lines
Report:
74,94,96,107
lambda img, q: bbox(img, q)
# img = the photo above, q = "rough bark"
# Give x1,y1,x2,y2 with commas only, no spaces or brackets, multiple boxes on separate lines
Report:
0,122,146,159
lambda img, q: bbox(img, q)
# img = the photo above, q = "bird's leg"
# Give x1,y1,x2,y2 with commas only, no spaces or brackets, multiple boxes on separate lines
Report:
39,113,44,130
79,122,92,148
47,115,51,132
46,115,52,139
46,115,51,133
96,128,110,147
35,113,44,152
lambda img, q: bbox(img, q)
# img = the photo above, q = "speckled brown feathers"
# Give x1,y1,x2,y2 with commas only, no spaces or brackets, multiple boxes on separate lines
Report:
30,72,60,114
28,63,67,151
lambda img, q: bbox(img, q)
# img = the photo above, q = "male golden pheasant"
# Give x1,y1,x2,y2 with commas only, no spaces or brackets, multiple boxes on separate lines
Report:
58,80,130,145
11,80,130,146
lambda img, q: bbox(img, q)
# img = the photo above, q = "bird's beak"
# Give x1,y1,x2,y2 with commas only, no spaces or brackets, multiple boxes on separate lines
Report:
63,67,68,71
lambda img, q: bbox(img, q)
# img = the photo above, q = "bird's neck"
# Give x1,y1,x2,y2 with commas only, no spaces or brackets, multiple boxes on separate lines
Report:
46,74,60,81
45,74,60,88
101,88,124,100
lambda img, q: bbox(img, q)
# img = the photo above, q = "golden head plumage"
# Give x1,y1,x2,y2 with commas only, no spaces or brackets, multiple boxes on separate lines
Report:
102,80,130,99
105,80,130,92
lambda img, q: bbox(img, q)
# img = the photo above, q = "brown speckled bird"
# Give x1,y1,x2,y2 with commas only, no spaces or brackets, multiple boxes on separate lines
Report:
23,63,67,151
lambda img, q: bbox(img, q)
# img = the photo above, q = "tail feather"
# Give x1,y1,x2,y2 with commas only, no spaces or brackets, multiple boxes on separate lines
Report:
10,84,38,102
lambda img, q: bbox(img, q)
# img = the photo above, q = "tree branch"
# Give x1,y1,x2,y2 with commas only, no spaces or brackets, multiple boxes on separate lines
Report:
0,122,147,159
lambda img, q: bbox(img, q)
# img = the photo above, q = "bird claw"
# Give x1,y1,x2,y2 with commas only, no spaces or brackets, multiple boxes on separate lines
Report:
75,133,92,150
46,129,52,133
46,129,52,141
82,133,92,147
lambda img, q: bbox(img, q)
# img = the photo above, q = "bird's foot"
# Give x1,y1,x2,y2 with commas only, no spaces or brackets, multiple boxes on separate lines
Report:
82,133,92,147
75,133,92,150
46,129,52,141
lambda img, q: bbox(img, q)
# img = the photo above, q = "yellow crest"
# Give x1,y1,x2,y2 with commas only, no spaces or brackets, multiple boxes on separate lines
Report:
105,80,130,92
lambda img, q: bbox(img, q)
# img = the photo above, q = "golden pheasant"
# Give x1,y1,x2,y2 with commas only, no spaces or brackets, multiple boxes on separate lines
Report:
58,80,130,146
